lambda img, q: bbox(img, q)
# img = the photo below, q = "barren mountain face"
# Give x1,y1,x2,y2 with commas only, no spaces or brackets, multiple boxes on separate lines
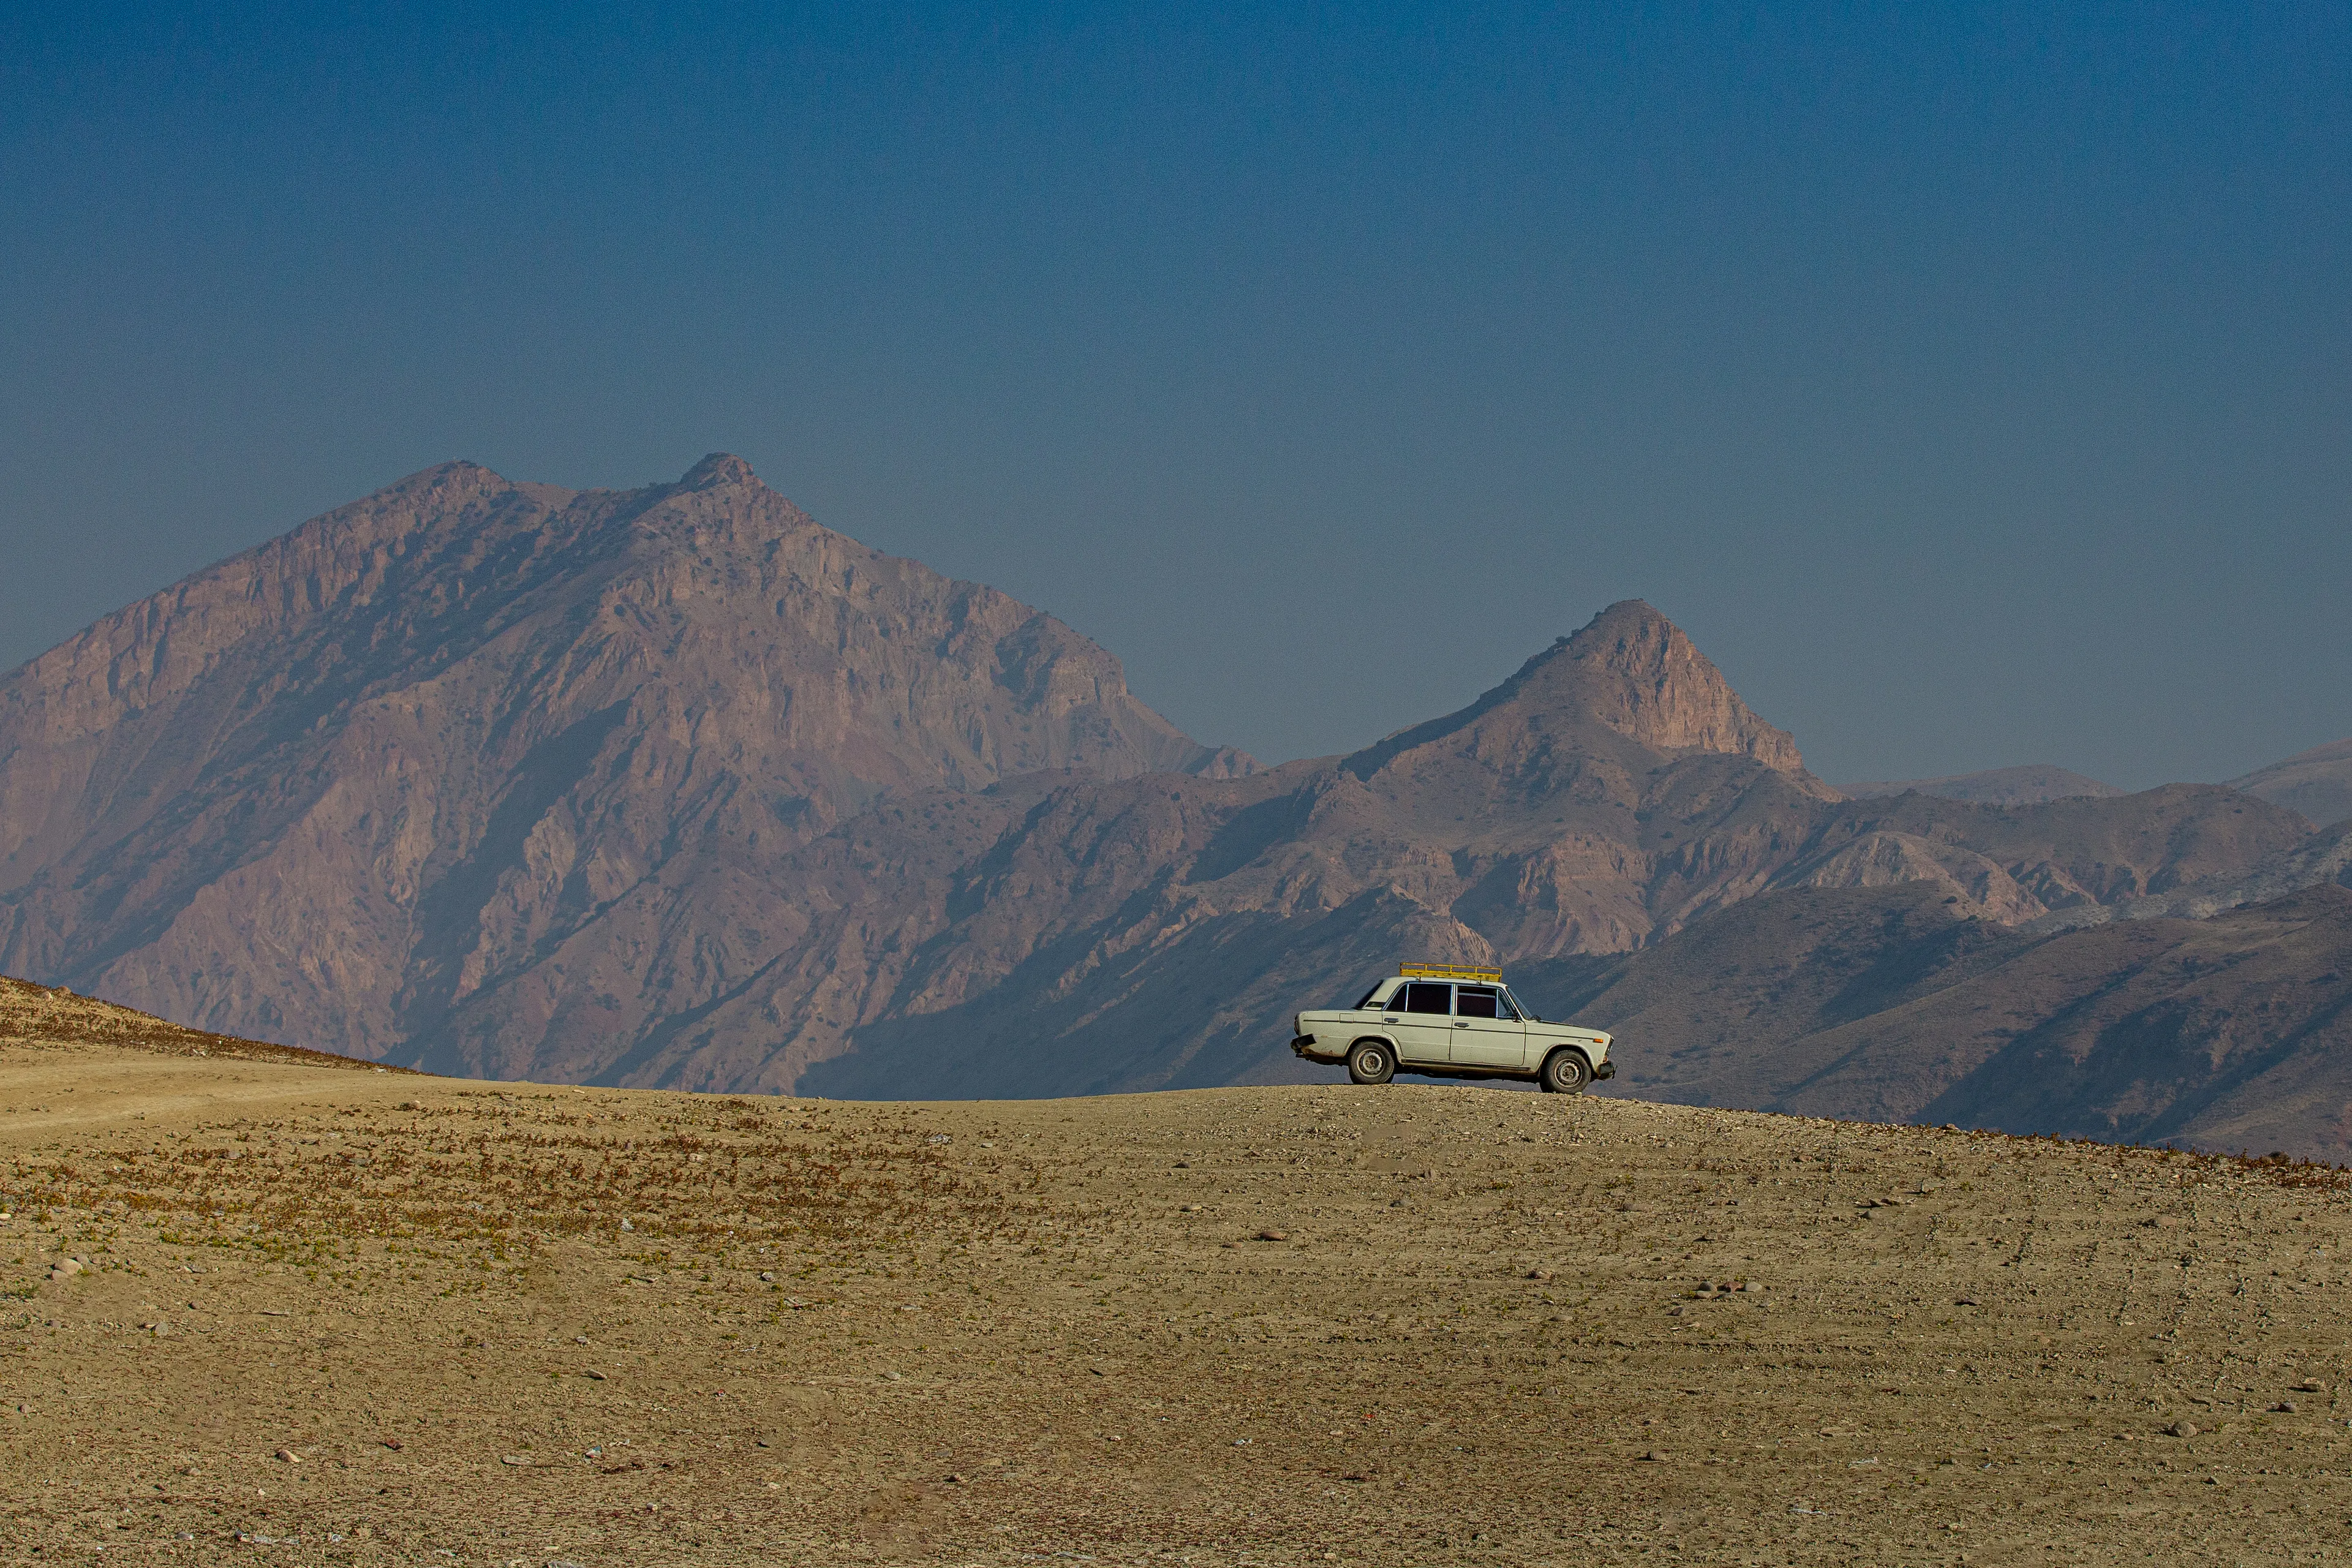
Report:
0,456,1247,1062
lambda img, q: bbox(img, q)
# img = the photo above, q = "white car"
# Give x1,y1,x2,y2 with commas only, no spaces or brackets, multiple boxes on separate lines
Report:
1291,964,1616,1093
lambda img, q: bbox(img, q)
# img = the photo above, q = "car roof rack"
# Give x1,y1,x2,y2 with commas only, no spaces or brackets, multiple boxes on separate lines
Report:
1398,962,1502,984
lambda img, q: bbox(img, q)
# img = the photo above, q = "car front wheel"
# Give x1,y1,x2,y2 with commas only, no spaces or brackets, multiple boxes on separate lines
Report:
1347,1041,1395,1085
1539,1049,1593,1095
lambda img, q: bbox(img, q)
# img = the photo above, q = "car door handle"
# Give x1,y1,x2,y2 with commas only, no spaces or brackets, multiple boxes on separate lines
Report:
1454,1020,1470,1028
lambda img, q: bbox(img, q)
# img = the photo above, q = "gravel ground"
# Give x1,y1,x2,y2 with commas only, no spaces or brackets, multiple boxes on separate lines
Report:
3,1033,2350,1566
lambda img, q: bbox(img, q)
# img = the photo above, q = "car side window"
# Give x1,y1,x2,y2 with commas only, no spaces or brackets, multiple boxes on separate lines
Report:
1456,986,1501,1019
1493,990,1521,1020
1401,982,1452,1015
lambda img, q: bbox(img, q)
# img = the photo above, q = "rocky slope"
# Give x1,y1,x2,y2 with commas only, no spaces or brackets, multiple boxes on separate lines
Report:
2230,736,2352,827
1532,880,2352,1161
0,456,1248,1060
1841,763,2124,805
2007,810,2352,937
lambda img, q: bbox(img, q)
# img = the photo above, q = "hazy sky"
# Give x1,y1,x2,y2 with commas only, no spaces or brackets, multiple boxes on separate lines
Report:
4,3,2346,788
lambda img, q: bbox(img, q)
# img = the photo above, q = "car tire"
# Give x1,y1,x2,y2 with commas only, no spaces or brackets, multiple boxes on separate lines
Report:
1539,1049,1592,1095
1347,1041,1395,1085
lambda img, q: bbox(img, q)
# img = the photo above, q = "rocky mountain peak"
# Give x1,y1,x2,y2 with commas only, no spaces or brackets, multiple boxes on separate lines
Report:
677,453,759,491
1348,600,1809,782
1532,600,1806,769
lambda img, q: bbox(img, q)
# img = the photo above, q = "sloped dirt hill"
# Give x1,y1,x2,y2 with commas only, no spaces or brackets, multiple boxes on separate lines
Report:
0,975,407,1071
4,1043,2351,1564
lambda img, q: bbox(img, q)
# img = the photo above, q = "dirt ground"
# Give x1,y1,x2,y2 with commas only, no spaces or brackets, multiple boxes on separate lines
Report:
4,1028,2351,1566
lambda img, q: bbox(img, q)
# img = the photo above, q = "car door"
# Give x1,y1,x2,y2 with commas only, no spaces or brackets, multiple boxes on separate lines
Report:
1449,984,1526,1069
1384,981,1455,1065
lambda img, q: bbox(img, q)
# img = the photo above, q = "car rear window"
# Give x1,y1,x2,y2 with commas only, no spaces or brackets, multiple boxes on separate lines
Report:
1400,982,1452,1015
1456,986,1502,1019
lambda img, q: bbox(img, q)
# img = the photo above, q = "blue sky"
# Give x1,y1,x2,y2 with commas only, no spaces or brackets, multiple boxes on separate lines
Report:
3,2,2346,786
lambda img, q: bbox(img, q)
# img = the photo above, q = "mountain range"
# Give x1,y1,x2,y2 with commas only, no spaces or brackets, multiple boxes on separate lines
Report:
1839,764,2125,805
1845,752,2352,827
6,455,2350,1153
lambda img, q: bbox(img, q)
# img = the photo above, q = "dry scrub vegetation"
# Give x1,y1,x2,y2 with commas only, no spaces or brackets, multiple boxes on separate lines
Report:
4,1024,2352,1566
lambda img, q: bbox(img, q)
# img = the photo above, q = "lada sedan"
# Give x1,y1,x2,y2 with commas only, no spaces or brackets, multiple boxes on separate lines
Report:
1291,964,1615,1092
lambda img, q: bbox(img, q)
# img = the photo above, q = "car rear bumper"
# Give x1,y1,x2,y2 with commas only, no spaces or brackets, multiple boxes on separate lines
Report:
1292,1033,1347,1063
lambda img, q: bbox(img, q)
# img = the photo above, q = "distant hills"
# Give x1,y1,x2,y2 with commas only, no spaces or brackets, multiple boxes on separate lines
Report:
4,454,2350,1156
2230,737,2352,829
1526,880,2352,1161
1841,747,2352,828
1841,764,2124,805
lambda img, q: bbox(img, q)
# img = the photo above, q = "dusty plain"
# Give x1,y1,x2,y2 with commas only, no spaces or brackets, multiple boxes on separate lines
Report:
4,1025,2351,1566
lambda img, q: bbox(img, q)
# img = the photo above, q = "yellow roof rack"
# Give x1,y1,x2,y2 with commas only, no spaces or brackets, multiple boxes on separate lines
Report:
1398,962,1502,984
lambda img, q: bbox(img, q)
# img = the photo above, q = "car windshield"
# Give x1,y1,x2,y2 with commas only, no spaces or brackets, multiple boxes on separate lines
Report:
1352,982,1386,1009
1499,986,1537,1022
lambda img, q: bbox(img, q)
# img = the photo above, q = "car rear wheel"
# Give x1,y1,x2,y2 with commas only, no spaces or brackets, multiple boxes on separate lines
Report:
1347,1041,1395,1085
1539,1049,1592,1095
